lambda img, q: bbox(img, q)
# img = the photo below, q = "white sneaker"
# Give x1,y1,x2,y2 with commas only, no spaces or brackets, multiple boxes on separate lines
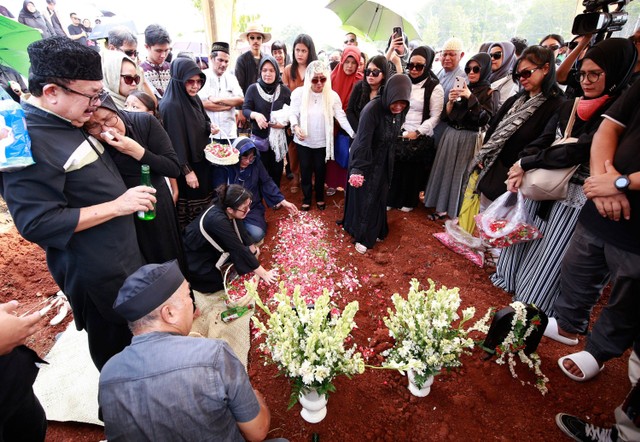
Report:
355,243,367,254
400,207,414,212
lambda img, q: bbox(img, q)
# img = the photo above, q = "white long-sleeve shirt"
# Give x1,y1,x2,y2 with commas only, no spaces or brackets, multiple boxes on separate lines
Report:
289,88,354,148
402,80,444,137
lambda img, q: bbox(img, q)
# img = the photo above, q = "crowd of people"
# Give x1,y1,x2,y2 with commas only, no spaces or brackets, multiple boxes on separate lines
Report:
0,11,639,441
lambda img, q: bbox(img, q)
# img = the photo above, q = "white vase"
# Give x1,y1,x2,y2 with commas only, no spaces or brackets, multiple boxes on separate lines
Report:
298,389,328,423
407,369,435,397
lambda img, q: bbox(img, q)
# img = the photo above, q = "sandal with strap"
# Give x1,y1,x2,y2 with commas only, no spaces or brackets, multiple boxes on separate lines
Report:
427,212,447,221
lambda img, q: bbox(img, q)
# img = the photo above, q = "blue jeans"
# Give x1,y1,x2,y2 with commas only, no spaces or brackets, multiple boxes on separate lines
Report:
244,222,265,243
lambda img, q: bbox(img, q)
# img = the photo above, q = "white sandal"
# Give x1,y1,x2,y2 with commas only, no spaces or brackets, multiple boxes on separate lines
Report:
355,243,367,254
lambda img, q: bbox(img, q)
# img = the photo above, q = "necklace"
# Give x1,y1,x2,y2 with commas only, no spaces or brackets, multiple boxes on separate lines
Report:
312,92,321,104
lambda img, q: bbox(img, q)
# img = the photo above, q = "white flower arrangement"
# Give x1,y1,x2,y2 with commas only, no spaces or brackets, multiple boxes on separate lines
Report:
250,282,365,408
381,279,475,388
471,301,549,395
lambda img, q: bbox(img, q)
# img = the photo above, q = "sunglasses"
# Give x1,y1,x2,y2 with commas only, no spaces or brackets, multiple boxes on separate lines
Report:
543,44,561,51
513,68,540,81
464,65,481,74
123,49,139,58
344,38,356,44
364,68,382,77
249,35,263,41
185,78,203,87
311,77,327,84
120,74,140,85
406,63,425,71
490,52,502,60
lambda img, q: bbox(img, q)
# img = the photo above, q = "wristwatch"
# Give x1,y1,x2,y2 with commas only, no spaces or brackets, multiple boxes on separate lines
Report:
614,175,630,192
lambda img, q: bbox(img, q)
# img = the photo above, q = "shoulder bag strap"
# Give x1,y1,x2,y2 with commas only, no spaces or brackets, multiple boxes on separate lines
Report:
564,97,581,139
199,206,244,251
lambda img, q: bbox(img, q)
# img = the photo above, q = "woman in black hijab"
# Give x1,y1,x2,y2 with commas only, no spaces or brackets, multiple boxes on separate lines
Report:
159,57,217,229
84,96,185,270
242,55,291,187
425,52,499,219
492,38,638,316
343,74,412,254
387,45,444,212
18,1,54,38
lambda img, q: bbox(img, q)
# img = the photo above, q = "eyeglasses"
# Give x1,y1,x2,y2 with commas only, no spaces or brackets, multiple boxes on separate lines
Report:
240,153,256,164
576,70,604,83
364,68,382,77
185,78,203,87
249,35,263,41
441,52,459,58
311,77,327,84
120,74,141,85
490,52,503,60
71,16,79,21
235,201,252,214
85,113,119,135
123,49,139,58
406,63,425,71
464,66,481,74
54,83,108,106
344,38,356,44
542,44,560,51
513,68,540,81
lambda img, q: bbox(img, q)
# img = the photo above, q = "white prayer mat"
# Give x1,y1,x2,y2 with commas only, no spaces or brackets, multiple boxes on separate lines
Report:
33,323,102,426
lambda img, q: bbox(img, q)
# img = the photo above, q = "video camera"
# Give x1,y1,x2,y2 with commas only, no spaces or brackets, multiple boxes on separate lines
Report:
572,0,632,36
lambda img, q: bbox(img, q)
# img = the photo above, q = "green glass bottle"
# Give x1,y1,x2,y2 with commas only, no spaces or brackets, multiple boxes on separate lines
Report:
137,164,156,221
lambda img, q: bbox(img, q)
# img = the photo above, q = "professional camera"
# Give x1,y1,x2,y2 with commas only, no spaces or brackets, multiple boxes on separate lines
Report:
572,0,632,35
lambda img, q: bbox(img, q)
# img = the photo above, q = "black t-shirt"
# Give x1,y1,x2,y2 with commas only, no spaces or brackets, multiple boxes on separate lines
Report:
580,78,640,253
68,24,87,46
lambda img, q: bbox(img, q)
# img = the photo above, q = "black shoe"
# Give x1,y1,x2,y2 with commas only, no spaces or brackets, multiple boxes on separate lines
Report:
301,204,311,211
316,202,326,211
336,219,344,226
555,413,616,442
286,172,294,180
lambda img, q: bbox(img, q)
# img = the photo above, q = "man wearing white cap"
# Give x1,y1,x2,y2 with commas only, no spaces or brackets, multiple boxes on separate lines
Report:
99,260,287,442
434,37,466,143
235,23,271,95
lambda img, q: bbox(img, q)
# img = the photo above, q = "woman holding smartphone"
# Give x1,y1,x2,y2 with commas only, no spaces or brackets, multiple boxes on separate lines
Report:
424,53,499,220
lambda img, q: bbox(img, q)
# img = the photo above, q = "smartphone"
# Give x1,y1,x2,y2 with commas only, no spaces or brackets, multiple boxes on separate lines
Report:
393,26,402,39
453,76,465,90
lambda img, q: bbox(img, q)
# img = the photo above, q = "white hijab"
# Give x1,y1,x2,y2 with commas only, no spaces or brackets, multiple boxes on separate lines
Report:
300,61,336,161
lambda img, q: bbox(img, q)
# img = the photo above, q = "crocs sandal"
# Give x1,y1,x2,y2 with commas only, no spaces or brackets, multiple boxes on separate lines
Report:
558,350,604,382
543,317,579,346
355,242,367,254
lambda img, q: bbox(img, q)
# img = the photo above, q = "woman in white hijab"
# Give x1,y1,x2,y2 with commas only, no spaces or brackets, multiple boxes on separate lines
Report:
289,61,354,211
102,50,147,109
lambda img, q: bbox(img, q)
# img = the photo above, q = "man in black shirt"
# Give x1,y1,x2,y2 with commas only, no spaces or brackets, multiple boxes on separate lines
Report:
67,12,87,45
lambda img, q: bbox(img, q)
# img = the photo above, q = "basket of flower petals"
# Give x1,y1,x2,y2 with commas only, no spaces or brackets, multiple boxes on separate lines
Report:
205,142,239,165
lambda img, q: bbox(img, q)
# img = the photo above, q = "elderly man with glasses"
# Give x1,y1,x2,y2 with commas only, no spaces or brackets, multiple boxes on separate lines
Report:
433,37,466,144
0,37,155,371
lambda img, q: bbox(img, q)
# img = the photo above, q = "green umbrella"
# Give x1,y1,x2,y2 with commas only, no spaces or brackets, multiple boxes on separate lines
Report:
326,0,421,42
0,15,42,77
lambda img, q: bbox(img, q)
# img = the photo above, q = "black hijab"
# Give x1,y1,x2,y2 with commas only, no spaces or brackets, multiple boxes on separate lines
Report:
408,46,435,85
582,37,638,97
258,55,281,95
466,53,492,89
159,58,210,165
